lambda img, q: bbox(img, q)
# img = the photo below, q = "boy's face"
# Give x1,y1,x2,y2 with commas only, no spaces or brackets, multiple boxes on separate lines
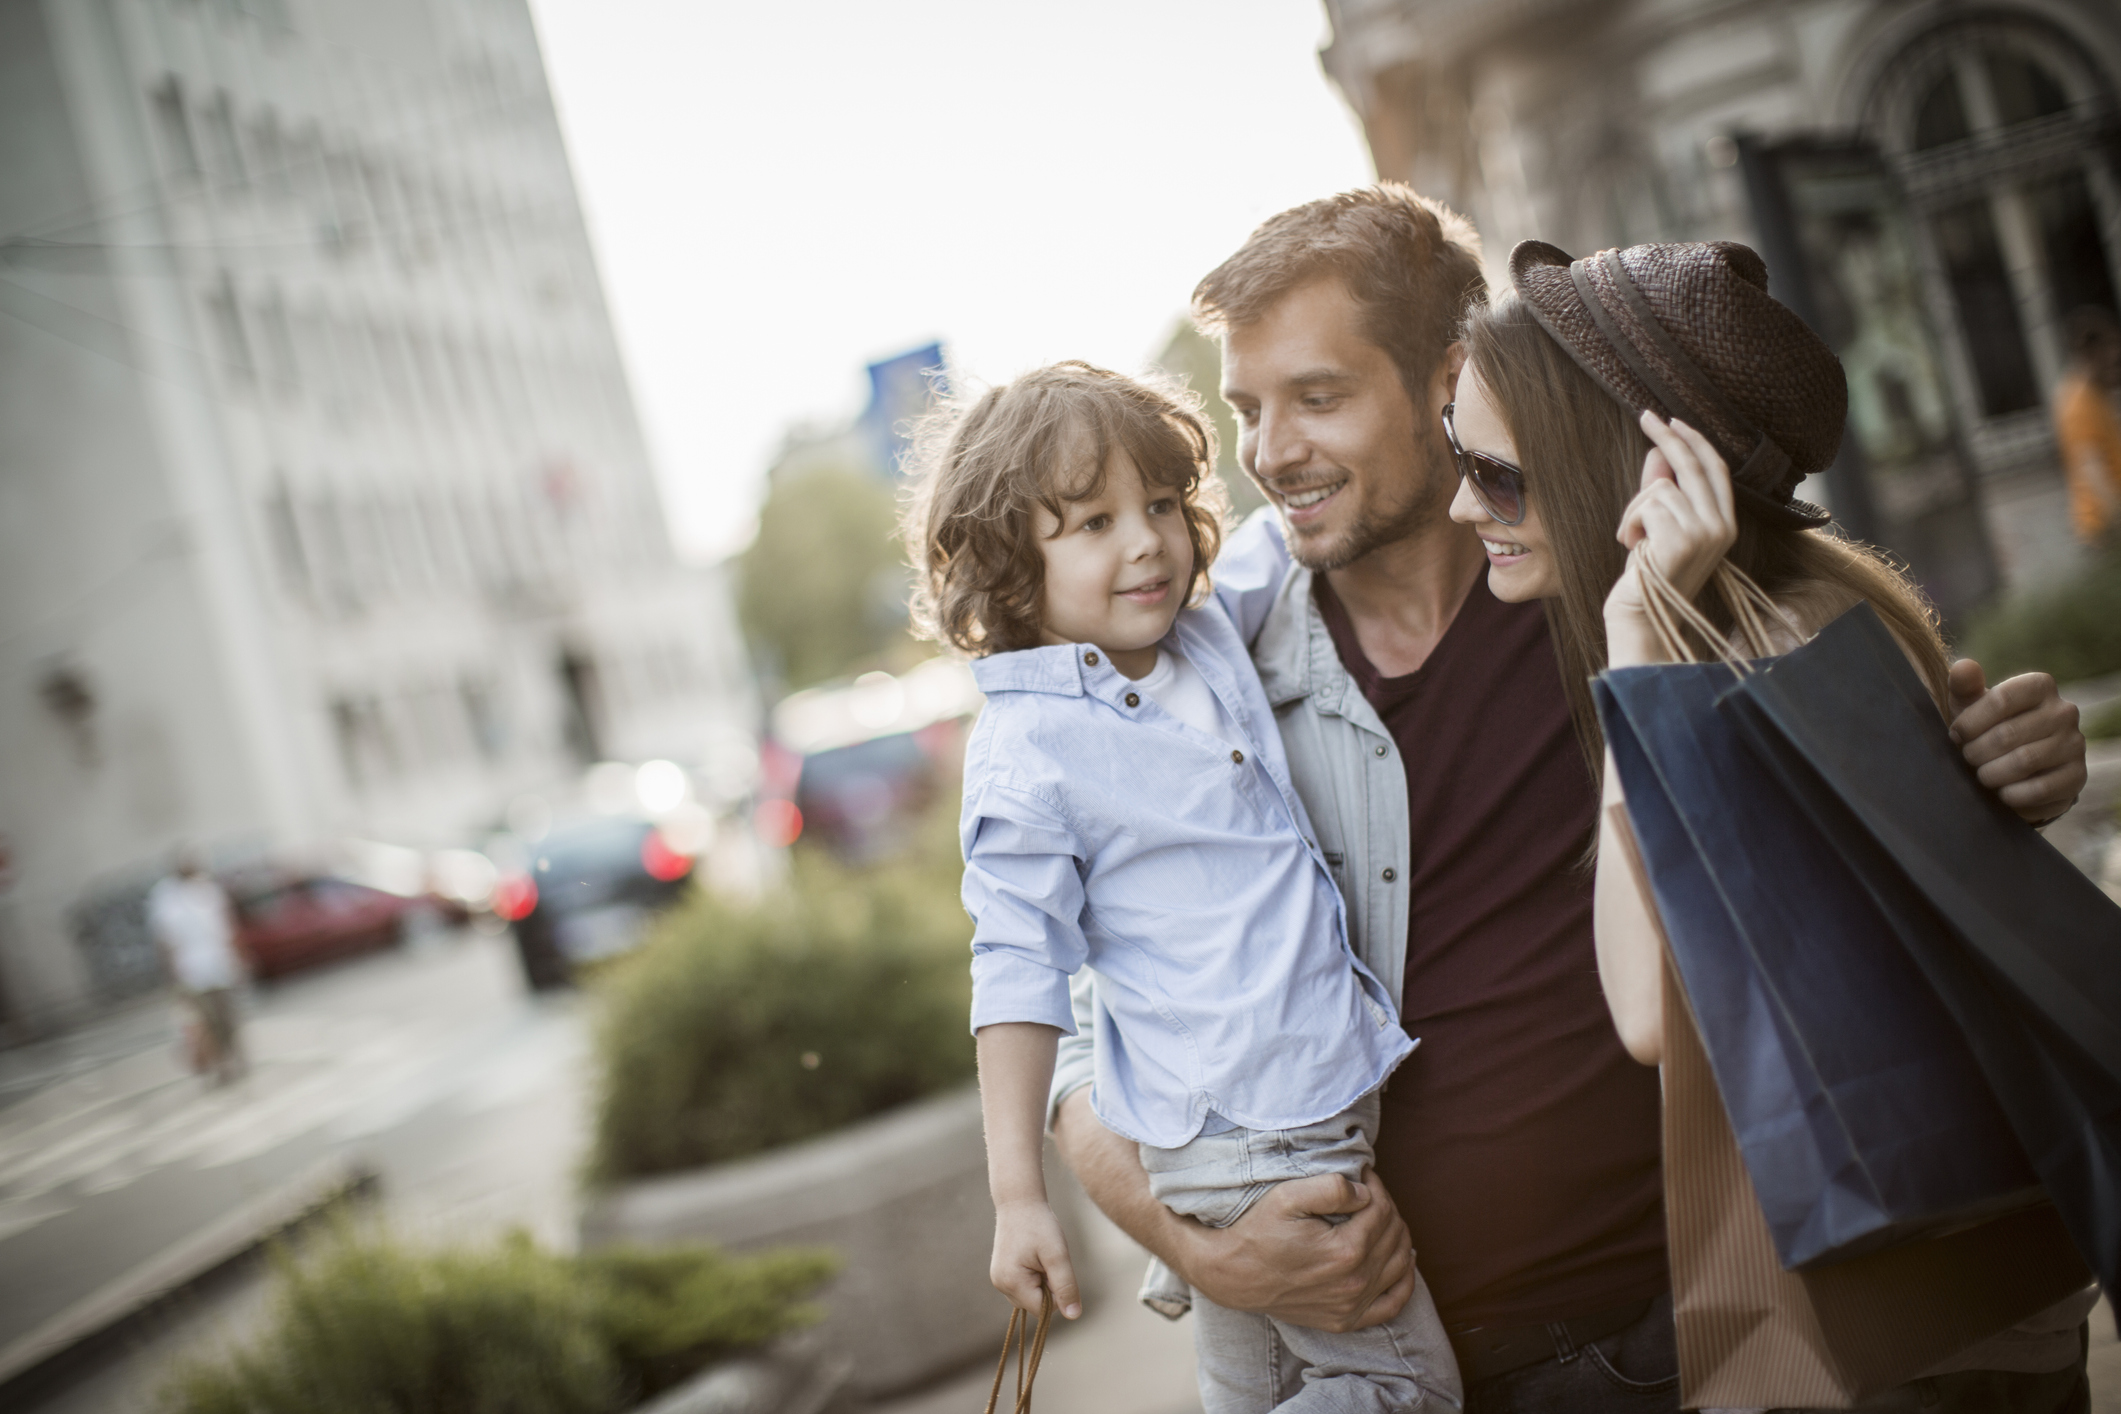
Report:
1220,275,1458,572
1032,450,1194,680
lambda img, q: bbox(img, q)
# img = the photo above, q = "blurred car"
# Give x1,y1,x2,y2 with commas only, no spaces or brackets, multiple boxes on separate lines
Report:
793,730,939,860
491,816,697,990
223,872,423,980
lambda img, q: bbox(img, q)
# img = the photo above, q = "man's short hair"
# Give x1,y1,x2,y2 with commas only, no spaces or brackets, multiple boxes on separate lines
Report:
1191,183,1487,396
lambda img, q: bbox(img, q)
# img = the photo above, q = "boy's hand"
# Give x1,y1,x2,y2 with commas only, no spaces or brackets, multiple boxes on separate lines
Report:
991,1198,1081,1319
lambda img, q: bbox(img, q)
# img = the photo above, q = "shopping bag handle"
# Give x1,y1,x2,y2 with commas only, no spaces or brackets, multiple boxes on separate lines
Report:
982,1289,1054,1414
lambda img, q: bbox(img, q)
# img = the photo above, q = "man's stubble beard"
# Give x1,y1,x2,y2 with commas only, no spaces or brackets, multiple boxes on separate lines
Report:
1280,443,1458,574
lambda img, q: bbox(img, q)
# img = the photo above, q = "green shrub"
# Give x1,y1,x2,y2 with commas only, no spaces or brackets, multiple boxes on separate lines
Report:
589,812,974,1181
161,1227,836,1414
1960,551,2121,685
2086,696,2121,741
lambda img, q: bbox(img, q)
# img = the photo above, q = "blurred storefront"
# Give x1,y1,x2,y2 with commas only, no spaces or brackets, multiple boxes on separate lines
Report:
0,0,753,1032
1320,0,2121,617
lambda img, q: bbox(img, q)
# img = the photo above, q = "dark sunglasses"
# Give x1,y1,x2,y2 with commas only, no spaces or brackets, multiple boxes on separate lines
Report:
1441,402,1527,526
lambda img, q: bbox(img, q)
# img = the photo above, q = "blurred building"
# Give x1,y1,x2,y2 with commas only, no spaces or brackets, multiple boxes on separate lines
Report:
1321,0,2121,616
0,0,753,1031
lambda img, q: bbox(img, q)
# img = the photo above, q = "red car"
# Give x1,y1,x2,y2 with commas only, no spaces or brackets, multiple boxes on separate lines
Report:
224,873,419,979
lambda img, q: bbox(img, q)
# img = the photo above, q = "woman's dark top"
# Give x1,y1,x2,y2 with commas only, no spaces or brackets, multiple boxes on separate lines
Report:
1314,570,1668,1331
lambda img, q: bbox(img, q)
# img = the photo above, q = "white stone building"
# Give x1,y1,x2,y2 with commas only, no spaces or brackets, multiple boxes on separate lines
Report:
0,0,753,1031
1320,0,2121,616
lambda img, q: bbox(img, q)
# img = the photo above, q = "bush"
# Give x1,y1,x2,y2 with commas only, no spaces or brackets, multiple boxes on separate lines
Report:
589,812,974,1181
161,1227,836,1414
2086,696,2121,742
1960,550,2121,685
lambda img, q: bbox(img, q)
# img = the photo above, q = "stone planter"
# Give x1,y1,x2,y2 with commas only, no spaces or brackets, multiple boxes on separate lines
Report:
581,1085,1098,1400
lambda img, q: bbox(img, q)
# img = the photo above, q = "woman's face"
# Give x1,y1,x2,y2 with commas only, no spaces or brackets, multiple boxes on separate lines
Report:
1447,362,1562,601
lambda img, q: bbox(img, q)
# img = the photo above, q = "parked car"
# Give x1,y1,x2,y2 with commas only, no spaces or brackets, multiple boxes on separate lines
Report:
492,816,697,991
224,872,417,980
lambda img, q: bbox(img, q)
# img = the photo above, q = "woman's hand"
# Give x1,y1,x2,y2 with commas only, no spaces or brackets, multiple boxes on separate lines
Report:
1605,412,1740,667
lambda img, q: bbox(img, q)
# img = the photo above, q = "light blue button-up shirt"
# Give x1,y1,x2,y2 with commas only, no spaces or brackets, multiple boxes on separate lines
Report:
961,530,1414,1149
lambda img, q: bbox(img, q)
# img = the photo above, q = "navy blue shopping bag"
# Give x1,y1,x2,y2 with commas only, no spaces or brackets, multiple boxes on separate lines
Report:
1724,602,2121,1293
1596,659,2041,1271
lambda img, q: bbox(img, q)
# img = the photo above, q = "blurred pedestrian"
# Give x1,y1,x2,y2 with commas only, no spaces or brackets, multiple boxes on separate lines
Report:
2055,306,2121,548
148,849,248,1085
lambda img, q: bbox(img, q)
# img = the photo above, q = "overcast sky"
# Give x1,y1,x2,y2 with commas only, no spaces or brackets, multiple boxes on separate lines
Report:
523,0,1375,562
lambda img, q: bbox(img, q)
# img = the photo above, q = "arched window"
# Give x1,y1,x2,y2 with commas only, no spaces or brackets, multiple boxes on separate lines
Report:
1868,20,2120,441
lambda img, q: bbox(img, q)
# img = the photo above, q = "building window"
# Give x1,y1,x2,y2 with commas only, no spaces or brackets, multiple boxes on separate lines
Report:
150,78,200,180
201,91,245,185
205,273,255,384
1875,19,2121,434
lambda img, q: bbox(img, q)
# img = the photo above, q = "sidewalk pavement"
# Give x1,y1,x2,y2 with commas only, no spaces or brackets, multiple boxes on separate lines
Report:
0,926,589,1410
870,1203,1204,1414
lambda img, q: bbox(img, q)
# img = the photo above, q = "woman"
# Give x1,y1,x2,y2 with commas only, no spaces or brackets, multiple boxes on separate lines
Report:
1442,236,2093,1412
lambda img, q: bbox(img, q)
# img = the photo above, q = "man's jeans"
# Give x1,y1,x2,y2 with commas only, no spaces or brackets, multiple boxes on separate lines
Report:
1140,1093,1461,1413
1460,1293,2089,1414
1459,1292,1680,1414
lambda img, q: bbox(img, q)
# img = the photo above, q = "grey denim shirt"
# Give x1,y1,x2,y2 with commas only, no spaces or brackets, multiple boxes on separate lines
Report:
1050,551,1412,1119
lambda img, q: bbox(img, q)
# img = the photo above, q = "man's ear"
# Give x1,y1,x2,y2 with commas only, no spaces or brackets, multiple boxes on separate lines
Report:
1437,341,1468,403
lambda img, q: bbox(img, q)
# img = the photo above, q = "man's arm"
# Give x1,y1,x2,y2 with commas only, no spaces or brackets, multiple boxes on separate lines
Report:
1048,1088,1415,1333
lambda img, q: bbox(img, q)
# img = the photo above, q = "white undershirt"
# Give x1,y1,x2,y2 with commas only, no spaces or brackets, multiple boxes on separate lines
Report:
1135,649,1241,747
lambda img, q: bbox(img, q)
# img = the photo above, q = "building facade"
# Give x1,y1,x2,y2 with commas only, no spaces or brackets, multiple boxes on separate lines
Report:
1320,0,2121,615
0,0,753,1031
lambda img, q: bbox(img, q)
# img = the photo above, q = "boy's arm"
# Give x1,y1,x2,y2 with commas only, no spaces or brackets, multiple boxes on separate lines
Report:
1049,1089,1417,1333
979,1022,1081,1318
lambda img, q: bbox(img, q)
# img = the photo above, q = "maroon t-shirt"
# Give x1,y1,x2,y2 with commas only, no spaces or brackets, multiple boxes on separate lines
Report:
1314,571,1667,1331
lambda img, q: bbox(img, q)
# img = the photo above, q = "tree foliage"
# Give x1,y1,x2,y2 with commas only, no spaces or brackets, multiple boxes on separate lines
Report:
735,460,913,693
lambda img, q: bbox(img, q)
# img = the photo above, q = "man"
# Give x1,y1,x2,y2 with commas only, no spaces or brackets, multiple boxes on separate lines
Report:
148,849,248,1085
1049,185,2091,1411
2056,306,2121,549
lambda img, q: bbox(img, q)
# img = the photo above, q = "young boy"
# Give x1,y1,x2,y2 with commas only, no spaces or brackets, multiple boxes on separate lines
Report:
903,361,1460,1413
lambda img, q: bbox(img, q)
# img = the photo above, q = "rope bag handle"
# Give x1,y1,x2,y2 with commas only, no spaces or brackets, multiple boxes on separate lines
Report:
1630,546,1792,673
982,1289,1054,1414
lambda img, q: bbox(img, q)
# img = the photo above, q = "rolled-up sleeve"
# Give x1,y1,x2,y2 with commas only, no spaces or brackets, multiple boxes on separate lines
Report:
963,785,1086,1035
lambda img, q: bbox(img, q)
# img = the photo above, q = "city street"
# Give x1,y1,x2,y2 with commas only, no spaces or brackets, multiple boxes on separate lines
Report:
0,925,588,1411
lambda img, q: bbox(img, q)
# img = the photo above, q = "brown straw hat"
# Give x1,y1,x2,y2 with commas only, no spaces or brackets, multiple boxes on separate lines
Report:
1508,239,1840,529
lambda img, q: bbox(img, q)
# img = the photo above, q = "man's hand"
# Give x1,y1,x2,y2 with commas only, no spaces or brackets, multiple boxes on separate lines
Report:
1180,1167,1416,1333
1948,660,2087,824
1049,1090,1415,1332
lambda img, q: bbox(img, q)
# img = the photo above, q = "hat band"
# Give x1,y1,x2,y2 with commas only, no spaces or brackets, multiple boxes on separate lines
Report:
1568,252,1795,501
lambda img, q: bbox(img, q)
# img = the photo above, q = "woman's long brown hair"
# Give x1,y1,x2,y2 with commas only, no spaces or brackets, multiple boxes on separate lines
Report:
1462,295,1953,786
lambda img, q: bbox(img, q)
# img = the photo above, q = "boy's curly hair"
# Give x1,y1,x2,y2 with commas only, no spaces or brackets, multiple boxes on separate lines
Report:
901,361,1227,657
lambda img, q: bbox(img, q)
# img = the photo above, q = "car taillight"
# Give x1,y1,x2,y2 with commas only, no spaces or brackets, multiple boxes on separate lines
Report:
492,875,538,921
755,798,803,848
641,828,694,883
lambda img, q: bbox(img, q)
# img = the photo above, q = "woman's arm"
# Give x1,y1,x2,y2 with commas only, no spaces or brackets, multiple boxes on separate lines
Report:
979,1022,1081,1318
1594,412,1740,1064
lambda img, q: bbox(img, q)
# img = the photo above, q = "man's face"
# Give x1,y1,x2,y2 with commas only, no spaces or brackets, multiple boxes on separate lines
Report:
1219,276,1458,572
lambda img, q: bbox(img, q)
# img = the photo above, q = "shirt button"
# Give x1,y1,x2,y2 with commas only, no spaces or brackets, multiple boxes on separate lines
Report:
1125,693,1140,708
1084,651,1099,667
1374,745,1388,757
1230,749,1245,764
1382,867,1398,882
